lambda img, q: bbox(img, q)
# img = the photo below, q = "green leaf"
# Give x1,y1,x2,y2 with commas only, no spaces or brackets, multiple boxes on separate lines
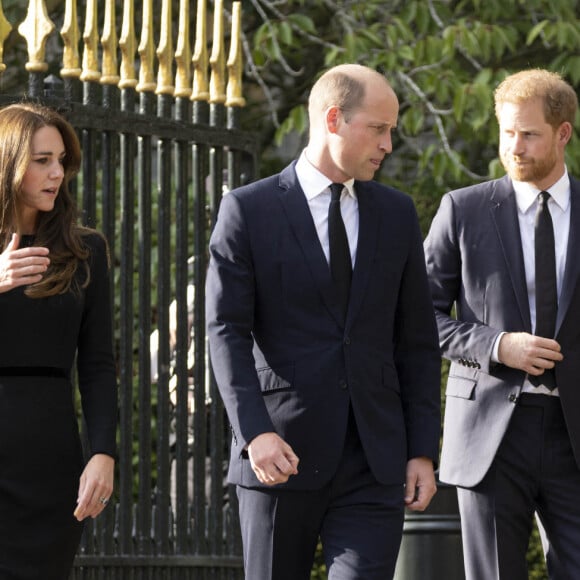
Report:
441,25,457,57
432,152,447,184
488,158,505,179
419,144,436,173
476,25,491,61
494,25,517,55
277,21,293,46
290,105,308,134
358,28,384,46
254,23,270,48
275,115,294,147
397,44,415,62
473,68,493,86
526,20,549,46
415,2,431,35
324,47,343,66
264,36,282,61
453,86,467,122
287,13,317,34
401,108,425,136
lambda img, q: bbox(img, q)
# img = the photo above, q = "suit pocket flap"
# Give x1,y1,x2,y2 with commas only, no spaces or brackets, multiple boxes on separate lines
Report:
446,376,476,400
257,364,294,393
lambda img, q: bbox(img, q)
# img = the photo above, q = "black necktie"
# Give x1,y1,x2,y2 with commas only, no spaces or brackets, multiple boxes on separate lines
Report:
529,190,557,389
328,183,352,320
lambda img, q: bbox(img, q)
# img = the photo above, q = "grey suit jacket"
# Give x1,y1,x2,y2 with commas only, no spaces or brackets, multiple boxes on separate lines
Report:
424,174,580,488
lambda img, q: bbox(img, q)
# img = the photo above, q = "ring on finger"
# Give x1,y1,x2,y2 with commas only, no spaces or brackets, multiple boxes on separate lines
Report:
99,496,109,505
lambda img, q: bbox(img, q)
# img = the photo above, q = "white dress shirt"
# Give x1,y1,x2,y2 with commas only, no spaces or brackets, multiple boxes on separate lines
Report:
492,170,571,396
295,150,359,266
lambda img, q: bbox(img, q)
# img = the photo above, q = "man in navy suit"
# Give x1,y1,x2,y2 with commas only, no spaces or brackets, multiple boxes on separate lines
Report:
424,69,580,579
206,63,441,580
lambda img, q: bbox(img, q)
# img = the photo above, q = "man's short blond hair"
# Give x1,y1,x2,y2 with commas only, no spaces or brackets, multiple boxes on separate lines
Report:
494,68,578,128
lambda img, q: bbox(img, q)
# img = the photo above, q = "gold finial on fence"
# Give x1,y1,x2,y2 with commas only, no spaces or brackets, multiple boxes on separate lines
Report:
191,0,209,102
80,0,101,82
174,0,191,98
101,0,120,85
209,0,226,104
0,3,12,74
18,0,54,73
226,2,245,107
119,0,137,89
156,0,174,95
61,0,81,78
137,0,156,93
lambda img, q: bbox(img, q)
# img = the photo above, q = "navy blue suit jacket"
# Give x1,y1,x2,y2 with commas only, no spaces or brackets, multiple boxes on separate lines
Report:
206,162,441,490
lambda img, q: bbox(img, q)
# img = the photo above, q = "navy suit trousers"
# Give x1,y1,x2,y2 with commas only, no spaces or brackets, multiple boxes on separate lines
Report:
237,409,405,580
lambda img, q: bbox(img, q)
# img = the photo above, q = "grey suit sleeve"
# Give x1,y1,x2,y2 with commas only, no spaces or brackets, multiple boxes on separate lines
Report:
424,193,501,374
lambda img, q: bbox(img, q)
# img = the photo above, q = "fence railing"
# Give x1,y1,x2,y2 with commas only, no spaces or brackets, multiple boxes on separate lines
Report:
0,1,258,578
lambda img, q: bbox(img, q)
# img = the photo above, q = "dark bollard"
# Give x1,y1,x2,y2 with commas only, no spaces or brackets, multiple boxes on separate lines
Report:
394,479,465,580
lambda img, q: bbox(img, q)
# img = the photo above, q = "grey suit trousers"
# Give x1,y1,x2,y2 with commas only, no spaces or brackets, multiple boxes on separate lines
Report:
457,393,580,580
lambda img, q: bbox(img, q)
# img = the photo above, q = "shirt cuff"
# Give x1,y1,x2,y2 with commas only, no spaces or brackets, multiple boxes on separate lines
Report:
491,332,506,364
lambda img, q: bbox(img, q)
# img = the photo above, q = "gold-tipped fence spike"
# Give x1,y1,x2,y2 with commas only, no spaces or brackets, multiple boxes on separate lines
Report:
61,0,81,78
209,0,226,104
18,0,55,73
137,0,156,93
101,0,119,85
191,0,209,102
0,3,12,74
119,0,137,89
226,2,245,107
174,0,191,98
80,0,101,82
156,0,174,95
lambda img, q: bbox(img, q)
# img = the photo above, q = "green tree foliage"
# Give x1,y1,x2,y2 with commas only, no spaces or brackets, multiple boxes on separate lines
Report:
241,0,580,232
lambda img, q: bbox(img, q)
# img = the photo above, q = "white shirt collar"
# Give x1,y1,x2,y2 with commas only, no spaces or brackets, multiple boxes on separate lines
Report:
513,169,570,214
295,150,356,201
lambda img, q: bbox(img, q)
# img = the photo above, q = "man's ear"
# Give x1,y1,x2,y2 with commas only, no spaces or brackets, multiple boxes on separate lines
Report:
558,121,572,145
325,105,341,134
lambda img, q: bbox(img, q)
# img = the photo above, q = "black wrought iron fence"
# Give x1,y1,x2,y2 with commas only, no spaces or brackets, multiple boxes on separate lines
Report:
0,0,257,578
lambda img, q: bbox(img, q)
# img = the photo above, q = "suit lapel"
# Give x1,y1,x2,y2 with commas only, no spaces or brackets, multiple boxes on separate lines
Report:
489,178,532,331
277,166,345,326
556,177,580,333
346,183,379,326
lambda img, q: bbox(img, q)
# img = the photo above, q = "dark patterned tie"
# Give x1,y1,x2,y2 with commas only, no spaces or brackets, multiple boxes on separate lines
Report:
529,191,557,390
328,183,352,320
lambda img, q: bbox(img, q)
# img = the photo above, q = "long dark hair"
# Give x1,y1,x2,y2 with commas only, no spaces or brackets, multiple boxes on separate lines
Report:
0,102,93,297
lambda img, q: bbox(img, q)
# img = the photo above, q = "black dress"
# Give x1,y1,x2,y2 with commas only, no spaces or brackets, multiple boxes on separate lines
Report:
0,233,118,580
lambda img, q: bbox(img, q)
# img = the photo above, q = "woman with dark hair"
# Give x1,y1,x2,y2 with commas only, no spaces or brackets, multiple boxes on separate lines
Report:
0,102,117,579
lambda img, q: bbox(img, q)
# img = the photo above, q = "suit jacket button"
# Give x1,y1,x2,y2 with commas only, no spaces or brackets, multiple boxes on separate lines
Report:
339,379,347,389
508,393,518,403
344,337,351,345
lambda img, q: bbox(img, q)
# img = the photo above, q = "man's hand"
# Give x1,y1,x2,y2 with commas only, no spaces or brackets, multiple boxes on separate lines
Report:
247,432,299,485
404,457,437,512
498,332,563,375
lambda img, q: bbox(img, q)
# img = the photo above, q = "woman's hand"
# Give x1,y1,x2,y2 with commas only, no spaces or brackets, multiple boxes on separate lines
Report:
73,454,115,521
0,233,49,293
